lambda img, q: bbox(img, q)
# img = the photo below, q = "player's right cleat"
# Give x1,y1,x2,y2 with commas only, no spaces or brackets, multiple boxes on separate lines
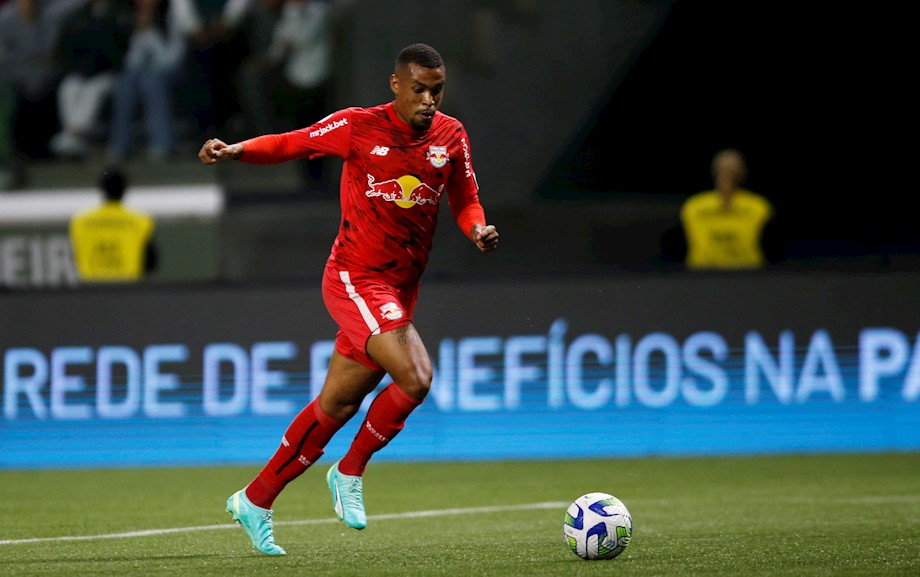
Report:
326,461,367,529
226,489,286,555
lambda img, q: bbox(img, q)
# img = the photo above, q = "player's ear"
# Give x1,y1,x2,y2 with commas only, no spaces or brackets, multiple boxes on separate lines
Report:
389,73,399,96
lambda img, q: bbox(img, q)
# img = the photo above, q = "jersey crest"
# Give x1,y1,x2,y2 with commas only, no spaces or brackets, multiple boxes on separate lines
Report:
427,145,449,168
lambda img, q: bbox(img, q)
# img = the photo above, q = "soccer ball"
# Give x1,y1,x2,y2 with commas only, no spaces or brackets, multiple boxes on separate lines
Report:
563,492,633,560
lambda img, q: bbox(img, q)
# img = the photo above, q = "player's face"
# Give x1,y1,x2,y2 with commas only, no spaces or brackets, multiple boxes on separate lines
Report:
391,63,446,131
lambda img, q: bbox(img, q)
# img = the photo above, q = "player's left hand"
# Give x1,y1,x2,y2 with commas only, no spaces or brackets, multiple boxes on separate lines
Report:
471,224,499,252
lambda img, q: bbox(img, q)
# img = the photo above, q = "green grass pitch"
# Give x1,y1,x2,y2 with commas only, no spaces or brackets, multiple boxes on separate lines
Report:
1,453,918,576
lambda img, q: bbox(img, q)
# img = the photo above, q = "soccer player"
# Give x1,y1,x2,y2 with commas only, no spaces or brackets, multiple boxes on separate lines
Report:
198,43,499,555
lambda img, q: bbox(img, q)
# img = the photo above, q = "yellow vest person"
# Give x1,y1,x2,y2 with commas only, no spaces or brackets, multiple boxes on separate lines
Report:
680,149,775,270
70,169,156,282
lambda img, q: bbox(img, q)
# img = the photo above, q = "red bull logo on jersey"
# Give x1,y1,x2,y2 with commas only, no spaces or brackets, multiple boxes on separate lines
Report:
379,302,403,321
365,174,442,209
427,145,449,168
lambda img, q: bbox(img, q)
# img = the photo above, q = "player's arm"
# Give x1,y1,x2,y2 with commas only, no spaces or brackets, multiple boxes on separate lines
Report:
198,110,354,166
197,134,305,165
448,187,498,252
446,125,499,252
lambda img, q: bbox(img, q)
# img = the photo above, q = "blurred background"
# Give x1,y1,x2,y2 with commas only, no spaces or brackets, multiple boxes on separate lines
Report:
1,0,914,288
1,0,917,469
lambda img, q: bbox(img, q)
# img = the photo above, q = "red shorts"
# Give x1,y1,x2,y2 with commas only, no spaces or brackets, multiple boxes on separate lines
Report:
322,263,418,372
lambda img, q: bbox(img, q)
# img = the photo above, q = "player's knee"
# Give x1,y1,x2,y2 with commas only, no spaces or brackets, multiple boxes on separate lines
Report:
399,364,432,401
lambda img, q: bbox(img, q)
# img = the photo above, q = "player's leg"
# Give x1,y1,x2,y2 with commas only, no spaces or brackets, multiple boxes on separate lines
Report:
228,351,383,554
327,323,432,529
319,348,396,530
316,349,388,422
338,323,431,476
246,351,383,507
320,267,430,528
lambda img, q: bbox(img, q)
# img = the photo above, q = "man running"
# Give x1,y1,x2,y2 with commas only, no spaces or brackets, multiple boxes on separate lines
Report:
199,42,499,555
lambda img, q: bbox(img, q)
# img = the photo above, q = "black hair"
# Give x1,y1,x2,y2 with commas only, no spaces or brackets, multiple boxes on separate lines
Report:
99,168,127,201
395,43,444,71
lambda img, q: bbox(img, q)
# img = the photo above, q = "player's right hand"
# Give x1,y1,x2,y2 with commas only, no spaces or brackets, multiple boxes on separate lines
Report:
198,139,242,164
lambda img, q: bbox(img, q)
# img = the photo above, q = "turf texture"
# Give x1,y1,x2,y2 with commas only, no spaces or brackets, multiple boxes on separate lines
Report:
1,453,918,576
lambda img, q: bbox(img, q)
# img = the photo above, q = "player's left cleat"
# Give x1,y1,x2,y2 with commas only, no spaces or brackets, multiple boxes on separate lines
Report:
226,489,287,555
326,461,367,529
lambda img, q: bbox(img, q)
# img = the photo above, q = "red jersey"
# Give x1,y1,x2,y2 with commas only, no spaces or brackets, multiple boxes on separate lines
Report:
238,102,486,289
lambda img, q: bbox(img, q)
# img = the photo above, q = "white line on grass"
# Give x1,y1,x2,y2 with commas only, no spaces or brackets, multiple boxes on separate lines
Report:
0,501,568,546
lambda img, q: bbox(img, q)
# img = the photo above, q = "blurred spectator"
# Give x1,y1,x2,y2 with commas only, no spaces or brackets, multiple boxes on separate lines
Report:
182,0,252,138
50,0,132,159
238,0,334,133
106,0,195,163
661,148,781,269
69,167,158,282
233,0,284,134
236,0,341,189
0,0,85,187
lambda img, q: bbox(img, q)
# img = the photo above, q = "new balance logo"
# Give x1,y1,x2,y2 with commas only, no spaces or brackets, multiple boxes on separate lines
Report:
370,145,390,156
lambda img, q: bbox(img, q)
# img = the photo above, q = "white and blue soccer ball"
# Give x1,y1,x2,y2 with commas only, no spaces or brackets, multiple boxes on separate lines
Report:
563,492,633,560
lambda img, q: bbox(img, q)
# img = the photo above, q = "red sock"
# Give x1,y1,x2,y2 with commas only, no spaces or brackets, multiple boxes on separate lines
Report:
338,382,422,477
245,398,344,508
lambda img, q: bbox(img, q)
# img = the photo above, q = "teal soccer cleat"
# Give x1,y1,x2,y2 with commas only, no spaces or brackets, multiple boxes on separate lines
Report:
226,490,287,555
326,461,367,529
